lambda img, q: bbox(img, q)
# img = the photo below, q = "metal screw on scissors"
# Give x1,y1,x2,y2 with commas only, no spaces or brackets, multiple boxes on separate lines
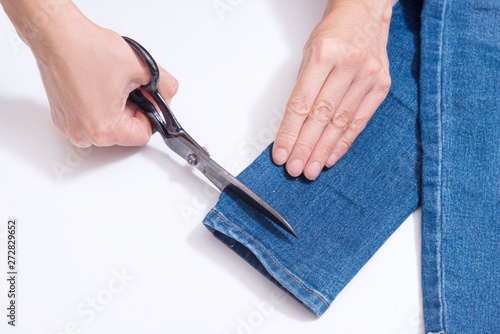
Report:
123,36,298,239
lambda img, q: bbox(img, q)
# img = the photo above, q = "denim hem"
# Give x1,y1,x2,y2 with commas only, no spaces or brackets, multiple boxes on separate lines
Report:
203,209,330,317
419,0,448,331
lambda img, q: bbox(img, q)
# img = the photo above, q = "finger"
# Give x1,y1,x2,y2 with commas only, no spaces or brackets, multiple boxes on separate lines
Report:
59,113,93,148
115,104,153,146
138,66,178,111
303,77,371,179
158,66,178,105
286,67,354,177
329,87,389,165
50,109,69,138
69,137,92,148
67,125,92,148
272,59,332,166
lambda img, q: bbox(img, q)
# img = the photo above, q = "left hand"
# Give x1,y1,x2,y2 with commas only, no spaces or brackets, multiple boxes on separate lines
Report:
272,0,393,180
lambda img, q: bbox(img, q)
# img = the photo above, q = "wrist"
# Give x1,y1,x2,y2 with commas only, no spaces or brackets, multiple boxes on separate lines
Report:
324,0,393,26
1,0,87,59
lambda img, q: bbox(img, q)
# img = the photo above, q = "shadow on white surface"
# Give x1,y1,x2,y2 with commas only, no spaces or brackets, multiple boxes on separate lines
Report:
0,98,149,181
0,98,207,185
140,144,213,191
0,98,63,177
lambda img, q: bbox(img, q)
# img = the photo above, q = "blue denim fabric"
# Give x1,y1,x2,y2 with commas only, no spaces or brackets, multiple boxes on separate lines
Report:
203,0,499,331
419,0,500,332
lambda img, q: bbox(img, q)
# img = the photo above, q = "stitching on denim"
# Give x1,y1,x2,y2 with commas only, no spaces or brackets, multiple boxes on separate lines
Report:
210,210,330,308
436,0,448,330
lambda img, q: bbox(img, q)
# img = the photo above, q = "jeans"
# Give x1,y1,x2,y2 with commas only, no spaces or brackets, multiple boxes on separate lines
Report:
203,0,500,332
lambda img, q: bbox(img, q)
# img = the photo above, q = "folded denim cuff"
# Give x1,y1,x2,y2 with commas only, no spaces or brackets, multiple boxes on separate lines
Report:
204,208,330,316
202,0,422,318
201,99,420,316
201,86,421,317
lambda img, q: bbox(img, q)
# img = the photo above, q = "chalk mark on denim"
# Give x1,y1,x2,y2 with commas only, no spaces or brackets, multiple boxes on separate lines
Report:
211,210,330,308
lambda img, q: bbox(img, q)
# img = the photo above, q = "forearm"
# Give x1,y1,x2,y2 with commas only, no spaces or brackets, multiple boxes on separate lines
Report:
0,0,85,56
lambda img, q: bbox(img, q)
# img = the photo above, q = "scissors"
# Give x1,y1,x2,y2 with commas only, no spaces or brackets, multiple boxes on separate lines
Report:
123,36,298,239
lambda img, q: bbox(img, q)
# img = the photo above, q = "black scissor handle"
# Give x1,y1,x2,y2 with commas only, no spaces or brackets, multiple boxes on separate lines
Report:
123,36,183,137
128,89,166,136
123,36,160,92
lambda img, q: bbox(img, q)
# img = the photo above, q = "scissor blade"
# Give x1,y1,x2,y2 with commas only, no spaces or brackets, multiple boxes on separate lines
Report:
165,135,298,239
207,163,299,239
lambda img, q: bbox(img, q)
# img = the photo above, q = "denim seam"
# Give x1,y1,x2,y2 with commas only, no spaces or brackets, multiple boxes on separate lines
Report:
437,0,448,330
210,209,330,308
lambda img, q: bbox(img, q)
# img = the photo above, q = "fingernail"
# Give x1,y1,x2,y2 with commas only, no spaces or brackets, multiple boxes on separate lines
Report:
326,153,339,168
305,162,322,180
273,148,288,165
287,159,304,177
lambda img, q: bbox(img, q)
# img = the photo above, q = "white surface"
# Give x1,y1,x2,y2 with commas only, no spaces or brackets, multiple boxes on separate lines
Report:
0,1,423,333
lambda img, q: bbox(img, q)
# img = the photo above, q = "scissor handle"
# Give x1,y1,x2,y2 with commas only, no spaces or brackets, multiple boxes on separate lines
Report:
123,36,183,137
128,89,167,136
123,36,160,92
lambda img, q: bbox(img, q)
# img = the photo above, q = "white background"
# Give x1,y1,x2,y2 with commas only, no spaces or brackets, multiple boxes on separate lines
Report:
0,1,423,333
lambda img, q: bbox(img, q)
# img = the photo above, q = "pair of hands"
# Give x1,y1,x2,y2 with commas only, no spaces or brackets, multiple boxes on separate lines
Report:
5,0,392,180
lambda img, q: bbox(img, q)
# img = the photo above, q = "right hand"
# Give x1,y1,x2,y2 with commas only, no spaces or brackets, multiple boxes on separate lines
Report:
13,1,179,147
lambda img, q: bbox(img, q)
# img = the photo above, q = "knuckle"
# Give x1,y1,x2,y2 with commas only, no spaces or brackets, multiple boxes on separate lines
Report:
294,140,315,153
313,145,332,158
72,140,90,148
307,38,335,65
286,96,312,118
342,48,367,69
86,122,117,146
379,74,392,93
350,118,368,132
310,103,334,123
276,128,298,145
67,131,89,148
331,109,352,129
339,137,352,151
364,58,382,76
